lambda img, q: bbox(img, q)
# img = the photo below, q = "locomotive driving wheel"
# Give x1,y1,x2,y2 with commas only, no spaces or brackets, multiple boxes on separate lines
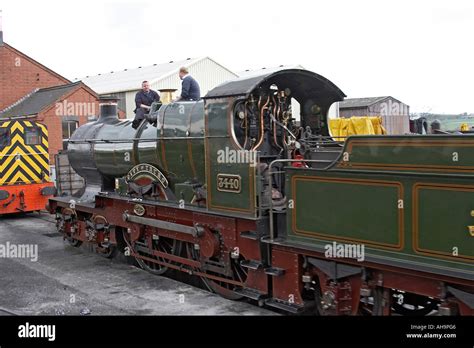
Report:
134,236,181,276
125,176,180,274
185,242,247,300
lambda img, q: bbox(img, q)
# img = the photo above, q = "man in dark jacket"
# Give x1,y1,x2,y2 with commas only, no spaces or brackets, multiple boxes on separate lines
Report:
133,81,160,129
176,67,201,101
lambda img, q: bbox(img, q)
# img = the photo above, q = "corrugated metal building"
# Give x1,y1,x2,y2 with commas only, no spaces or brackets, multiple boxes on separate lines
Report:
238,64,305,78
79,57,238,117
337,96,410,134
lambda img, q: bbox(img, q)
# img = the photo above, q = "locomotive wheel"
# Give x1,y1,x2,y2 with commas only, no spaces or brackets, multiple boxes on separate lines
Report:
185,243,247,300
59,208,81,247
358,297,375,315
66,236,82,248
313,283,329,315
204,261,247,301
312,277,339,316
134,237,181,276
358,287,384,316
391,291,438,316
97,244,117,259
371,287,384,315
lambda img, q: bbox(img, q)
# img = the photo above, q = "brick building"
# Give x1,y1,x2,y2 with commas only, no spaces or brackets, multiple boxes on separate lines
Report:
0,42,70,111
0,30,122,182
1,82,101,163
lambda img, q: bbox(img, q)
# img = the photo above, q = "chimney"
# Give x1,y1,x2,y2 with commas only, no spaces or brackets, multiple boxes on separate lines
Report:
0,10,3,45
97,96,119,124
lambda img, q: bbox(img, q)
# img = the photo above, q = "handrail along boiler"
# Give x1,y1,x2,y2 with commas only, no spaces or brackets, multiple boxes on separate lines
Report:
48,69,474,315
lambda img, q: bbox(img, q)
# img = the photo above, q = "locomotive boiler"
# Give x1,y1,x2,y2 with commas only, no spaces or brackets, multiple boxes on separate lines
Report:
49,69,474,315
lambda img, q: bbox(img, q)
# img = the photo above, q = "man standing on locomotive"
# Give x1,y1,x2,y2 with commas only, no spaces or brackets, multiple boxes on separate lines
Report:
175,67,201,101
132,81,160,129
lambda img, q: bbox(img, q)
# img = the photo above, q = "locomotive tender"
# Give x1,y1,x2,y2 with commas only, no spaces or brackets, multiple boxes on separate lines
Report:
48,69,473,315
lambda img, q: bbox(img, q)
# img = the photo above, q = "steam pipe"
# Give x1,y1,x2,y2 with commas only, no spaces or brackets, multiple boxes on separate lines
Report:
252,96,269,150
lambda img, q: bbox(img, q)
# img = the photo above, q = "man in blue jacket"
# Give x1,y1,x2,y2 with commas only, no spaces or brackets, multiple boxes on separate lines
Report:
176,67,201,101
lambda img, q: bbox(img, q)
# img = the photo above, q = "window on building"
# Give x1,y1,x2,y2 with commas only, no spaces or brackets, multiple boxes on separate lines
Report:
24,127,42,145
0,128,10,147
62,120,79,150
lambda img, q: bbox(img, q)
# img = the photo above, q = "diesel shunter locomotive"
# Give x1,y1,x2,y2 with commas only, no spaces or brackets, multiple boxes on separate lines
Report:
0,119,55,215
48,69,474,315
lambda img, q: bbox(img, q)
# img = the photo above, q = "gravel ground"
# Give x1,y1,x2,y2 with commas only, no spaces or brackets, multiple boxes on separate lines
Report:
0,212,275,316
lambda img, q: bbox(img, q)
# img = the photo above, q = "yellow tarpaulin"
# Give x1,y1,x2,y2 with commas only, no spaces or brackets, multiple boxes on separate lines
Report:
329,116,387,140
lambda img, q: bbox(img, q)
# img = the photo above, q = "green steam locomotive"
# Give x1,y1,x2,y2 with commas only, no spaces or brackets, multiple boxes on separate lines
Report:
48,69,473,315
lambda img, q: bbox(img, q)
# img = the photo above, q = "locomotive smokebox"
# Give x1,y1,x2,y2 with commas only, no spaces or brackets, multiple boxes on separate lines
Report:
98,96,119,123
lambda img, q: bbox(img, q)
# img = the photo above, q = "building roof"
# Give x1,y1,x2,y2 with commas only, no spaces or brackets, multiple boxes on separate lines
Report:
78,56,237,94
237,64,305,78
0,82,82,118
1,43,71,84
338,96,394,109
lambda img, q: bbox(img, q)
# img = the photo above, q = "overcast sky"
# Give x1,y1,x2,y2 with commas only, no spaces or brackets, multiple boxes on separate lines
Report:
1,0,473,113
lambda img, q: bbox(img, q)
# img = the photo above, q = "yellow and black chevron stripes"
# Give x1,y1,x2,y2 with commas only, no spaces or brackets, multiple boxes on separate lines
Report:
0,120,51,185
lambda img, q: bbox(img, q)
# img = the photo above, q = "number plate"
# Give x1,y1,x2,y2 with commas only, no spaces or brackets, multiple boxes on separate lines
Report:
217,174,241,193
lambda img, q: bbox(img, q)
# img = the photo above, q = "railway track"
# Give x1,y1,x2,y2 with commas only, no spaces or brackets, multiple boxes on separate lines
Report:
0,307,19,316
26,211,56,224
0,211,56,224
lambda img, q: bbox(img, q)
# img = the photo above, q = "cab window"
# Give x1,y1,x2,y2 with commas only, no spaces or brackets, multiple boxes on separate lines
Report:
0,128,10,147
25,127,42,145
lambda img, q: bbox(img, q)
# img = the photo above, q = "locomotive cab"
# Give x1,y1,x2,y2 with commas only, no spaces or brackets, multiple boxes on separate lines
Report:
203,69,345,216
206,69,346,159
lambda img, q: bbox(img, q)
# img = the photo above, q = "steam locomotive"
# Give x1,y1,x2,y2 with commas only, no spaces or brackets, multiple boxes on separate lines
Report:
48,69,473,315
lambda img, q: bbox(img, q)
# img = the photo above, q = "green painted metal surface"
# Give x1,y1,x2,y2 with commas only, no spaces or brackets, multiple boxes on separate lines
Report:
415,184,474,260
205,99,256,216
285,135,474,279
290,175,401,249
340,135,474,173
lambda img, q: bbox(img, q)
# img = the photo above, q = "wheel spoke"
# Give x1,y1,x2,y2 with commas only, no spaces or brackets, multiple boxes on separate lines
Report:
185,242,246,300
134,237,179,276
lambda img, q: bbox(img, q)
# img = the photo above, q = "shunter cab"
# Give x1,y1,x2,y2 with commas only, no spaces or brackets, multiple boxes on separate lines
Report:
0,119,56,215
